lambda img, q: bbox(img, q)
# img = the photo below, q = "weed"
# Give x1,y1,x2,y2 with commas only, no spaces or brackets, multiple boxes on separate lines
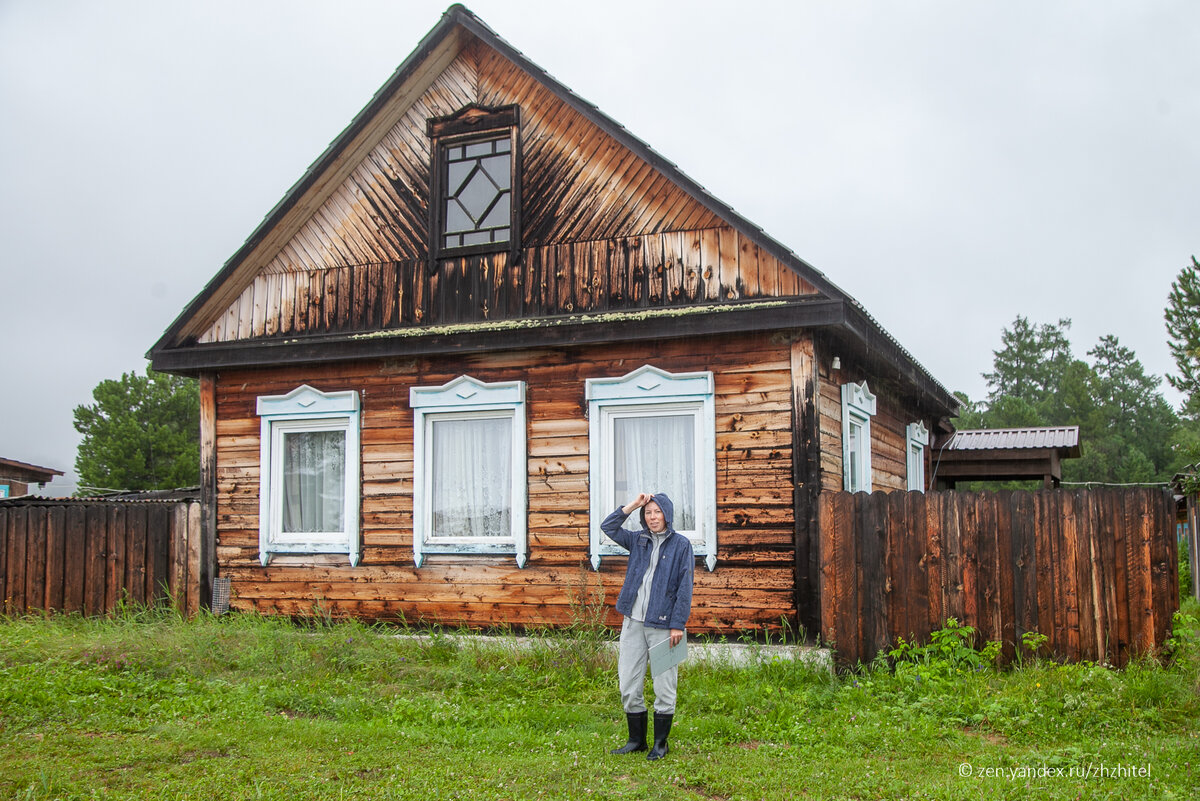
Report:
1180,536,1193,601
1164,608,1200,667
888,617,1002,673
1017,629,1051,666
563,561,610,639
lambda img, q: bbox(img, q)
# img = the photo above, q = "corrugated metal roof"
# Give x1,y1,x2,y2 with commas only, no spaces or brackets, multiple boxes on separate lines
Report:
0,487,201,506
945,426,1080,452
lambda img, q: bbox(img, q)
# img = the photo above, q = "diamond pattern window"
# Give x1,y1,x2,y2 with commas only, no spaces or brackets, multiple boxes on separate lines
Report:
428,104,521,259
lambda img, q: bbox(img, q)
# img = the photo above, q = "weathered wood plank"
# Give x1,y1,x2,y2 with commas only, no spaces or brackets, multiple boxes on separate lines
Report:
147,504,171,605
170,502,189,611
106,505,126,613
44,507,66,611
62,506,86,613
993,490,1016,662
187,501,203,616
84,506,107,616
7,508,27,613
0,511,7,613
126,505,148,607
25,507,46,613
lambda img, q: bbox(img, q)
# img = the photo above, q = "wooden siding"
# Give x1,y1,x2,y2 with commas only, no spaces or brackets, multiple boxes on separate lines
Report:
819,488,1180,667
0,501,204,617
199,231,816,342
212,332,805,632
197,36,818,345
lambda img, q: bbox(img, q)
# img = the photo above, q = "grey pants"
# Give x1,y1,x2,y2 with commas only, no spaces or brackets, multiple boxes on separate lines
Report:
618,616,681,714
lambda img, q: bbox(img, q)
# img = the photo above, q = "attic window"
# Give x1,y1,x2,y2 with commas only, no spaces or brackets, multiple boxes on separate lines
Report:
428,104,521,259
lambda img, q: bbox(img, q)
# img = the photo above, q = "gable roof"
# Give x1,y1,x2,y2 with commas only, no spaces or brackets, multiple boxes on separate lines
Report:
149,4,956,416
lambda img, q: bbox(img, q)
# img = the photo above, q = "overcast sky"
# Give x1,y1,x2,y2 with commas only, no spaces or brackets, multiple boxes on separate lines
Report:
2,1,1197,496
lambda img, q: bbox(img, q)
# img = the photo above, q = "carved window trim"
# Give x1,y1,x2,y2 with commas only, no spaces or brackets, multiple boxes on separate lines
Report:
586,365,718,572
906,421,930,492
256,385,362,567
409,375,528,569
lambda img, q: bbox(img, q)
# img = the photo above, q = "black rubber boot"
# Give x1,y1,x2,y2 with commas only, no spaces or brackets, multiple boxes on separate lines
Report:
610,710,647,754
646,712,673,761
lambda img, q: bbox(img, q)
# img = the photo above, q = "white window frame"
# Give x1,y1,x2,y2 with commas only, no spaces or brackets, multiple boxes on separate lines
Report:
841,381,877,493
410,376,527,568
257,385,361,567
906,421,930,492
586,365,716,571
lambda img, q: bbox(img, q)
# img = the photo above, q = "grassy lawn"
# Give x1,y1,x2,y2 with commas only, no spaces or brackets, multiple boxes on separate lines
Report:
1,601,1197,801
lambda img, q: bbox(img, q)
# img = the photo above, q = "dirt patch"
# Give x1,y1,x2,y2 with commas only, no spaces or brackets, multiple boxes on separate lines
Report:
962,726,1008,745
179,749,231,764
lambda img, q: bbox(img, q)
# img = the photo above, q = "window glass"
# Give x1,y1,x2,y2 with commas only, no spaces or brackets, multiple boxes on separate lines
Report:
464,140,494,158
480,193,510,229
430,416,512,539
446,160,473,192
442,135,512,249
281,429,346,533
846,420,862,493
612,414,695,530
906,421,929,492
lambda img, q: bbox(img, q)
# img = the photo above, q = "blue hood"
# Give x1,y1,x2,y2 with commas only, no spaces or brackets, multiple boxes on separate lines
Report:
639,492,675,532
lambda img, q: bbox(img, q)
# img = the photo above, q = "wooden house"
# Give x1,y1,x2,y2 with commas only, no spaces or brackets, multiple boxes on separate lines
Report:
149,5,958,635
0,458,63,499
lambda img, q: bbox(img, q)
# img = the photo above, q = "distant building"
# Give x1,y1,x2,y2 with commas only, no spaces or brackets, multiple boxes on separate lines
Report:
0,458,64,498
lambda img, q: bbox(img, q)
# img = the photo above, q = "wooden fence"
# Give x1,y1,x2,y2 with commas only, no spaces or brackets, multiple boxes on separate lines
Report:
819,488,1179,667
0,500,205,617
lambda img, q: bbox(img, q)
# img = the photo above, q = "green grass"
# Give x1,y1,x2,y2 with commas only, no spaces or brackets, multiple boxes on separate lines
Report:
1,602,1197,800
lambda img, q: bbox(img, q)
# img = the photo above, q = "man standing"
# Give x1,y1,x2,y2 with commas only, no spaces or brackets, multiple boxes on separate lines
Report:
602,492,694,761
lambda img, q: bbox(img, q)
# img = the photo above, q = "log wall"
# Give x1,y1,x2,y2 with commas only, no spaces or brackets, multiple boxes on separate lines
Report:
0,500,204,617
819,488,1180,667
213,331,806,632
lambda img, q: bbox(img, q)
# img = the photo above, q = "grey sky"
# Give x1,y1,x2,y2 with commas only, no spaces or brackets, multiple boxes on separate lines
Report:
2,1,1197,496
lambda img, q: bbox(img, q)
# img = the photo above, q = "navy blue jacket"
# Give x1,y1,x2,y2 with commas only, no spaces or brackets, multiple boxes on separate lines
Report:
601,493,694,631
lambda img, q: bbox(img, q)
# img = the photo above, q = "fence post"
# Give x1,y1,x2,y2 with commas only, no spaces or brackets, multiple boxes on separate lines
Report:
187,501,202,617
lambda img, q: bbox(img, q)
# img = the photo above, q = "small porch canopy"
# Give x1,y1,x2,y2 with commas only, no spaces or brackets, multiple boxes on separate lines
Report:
931,426,1081,490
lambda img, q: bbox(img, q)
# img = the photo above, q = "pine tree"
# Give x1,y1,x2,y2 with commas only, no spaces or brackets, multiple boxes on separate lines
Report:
73,367,199,494
1165,256,1200,411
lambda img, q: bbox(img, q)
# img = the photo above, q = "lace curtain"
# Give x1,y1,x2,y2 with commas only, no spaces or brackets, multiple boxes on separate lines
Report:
612,414,695,530
431,416,512,538
281,430,346,533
